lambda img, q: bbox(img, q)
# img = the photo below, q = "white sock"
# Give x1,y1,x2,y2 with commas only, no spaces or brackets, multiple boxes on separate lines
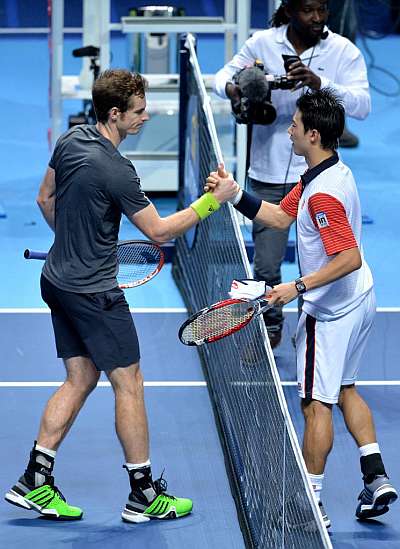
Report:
309,473,324,503
359,443,380,458
35,443,57,459
125,459,151,470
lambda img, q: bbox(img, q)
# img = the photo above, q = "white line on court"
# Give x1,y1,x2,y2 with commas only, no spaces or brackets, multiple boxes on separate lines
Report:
0,381,207,387
283,307,400,313
1,381,399,388
0,308,187,314
282,380,400,386
231,380,400,387
1,307,399,314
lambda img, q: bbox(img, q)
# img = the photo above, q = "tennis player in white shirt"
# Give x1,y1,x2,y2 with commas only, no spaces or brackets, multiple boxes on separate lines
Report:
214,0,370,349
207,88,397,529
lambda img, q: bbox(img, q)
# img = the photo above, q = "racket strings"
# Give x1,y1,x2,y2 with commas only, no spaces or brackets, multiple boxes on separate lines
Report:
182,301,255,343
117,243,161,285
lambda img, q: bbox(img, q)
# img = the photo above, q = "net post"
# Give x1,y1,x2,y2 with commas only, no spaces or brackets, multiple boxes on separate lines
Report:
178,33,191,209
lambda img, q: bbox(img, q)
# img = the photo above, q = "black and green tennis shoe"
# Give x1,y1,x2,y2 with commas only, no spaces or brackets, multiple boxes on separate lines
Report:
122,491,193,523
5,475,83,521
121,471,192,523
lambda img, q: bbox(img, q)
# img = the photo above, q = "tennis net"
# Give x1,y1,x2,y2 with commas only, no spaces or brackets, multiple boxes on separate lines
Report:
173,34,332,549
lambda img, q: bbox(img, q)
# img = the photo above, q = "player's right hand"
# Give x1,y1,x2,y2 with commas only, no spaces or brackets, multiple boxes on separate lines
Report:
206,164,239,203
205,163,230,192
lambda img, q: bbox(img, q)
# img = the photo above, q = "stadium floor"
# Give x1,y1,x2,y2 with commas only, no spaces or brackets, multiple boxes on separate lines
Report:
1,32,399,549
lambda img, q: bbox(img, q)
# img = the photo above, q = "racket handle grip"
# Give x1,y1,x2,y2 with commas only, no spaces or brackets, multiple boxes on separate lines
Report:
24,249,48,260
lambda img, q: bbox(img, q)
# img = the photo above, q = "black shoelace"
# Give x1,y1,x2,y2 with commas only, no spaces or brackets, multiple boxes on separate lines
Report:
43,475,66,502
153,471,176,501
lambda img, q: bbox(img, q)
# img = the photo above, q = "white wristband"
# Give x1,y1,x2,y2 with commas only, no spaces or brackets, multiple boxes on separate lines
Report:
229,188,243,206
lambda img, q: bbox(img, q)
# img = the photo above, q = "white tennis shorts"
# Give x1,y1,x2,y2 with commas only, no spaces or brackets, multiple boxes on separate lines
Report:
296,289,376,404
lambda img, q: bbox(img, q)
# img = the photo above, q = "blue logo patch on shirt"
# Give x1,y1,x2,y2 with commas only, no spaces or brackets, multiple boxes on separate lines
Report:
316,211,329,228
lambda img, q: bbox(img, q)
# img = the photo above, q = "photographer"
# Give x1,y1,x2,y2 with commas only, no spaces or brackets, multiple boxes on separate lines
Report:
214,0,370,349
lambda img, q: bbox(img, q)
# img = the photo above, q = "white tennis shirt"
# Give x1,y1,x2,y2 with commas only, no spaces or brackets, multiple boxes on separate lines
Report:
281,154,373,320
214,25,371,184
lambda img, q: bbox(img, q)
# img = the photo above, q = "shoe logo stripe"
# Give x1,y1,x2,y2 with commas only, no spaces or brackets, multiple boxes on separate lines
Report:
151,500,169,516
30,494,53,506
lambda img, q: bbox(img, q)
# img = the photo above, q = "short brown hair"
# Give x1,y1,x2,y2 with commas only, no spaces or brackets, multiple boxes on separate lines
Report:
92,69,147,123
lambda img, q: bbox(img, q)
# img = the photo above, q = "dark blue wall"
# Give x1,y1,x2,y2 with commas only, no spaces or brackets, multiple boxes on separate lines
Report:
0,0,268,28
0,0,396,34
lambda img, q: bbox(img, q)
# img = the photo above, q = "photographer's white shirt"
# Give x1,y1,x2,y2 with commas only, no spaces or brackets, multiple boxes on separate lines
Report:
214,25,370,184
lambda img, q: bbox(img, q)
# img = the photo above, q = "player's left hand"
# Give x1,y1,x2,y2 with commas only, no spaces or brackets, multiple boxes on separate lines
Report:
267,282,298,307
229,279,272,300
287,60,321,91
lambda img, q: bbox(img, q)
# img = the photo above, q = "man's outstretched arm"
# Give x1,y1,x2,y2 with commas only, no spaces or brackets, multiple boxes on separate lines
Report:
130,164,239,243
205,169,295,230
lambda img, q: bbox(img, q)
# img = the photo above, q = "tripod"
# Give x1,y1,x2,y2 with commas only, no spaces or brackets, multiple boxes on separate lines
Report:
69,46,100,128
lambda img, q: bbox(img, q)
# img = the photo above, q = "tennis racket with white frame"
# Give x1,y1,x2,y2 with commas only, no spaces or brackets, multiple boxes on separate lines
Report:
178,296,271,346
24,239,165,289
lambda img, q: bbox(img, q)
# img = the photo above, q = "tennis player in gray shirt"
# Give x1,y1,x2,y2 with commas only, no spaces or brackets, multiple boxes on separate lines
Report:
5,69,238,523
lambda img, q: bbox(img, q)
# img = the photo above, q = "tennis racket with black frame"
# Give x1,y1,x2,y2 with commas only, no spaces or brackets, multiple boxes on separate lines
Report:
24,239,165,289
178,296,270,346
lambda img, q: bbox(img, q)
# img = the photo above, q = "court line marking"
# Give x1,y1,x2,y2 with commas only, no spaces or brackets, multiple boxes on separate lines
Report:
1,381,399,388
0,381,207,387
284,307,400,313
1,307,399,314
0,308,187,314
262,381,400,387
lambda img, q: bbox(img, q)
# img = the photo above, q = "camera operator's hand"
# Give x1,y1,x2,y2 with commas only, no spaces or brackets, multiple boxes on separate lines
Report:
286,60,321,91
225,82,242,111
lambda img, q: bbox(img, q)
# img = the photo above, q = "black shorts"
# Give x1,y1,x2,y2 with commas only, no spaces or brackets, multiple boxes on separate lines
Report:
41,274,140,371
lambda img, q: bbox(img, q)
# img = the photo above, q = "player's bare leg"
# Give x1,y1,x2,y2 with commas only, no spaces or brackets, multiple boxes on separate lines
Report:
38,356,100,449
106,363,193,523
4,356,98,520
337,384,376,446
106,362,149,463
301,399,333,528
301,399,333,474
338,384,397,519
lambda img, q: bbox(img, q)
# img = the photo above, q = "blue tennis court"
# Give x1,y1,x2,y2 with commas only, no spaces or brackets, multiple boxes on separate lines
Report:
0,310,246,548
2,310,400,548
1,7,400,548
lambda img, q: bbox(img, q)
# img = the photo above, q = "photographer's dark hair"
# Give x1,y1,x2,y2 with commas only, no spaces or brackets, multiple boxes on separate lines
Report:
92,69,147,123
296,89,345,150
271,0,300,27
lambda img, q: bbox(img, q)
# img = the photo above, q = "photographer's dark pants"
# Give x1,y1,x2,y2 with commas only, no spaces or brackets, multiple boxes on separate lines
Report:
249,178,297,335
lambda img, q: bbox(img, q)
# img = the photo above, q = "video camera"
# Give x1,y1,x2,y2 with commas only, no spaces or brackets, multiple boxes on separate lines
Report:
68,45,100,128
231,55,300,125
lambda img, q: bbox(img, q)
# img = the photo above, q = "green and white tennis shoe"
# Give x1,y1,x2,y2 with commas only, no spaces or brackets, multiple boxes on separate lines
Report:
5,475,83,520
121,474,192,523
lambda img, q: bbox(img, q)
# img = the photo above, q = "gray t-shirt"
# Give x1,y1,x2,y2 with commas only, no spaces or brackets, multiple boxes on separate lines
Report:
42,125,150,293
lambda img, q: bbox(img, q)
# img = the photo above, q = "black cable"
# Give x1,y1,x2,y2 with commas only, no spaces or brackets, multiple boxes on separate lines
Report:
359,32,400,96
356,0,400,39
